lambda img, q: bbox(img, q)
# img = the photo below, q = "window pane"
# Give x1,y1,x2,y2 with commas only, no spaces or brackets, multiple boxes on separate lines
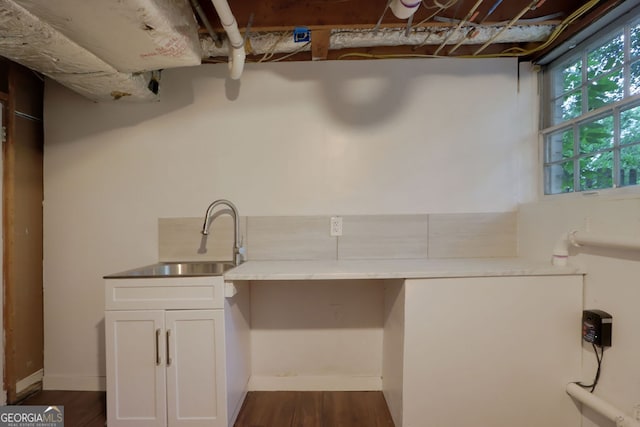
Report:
621,105,640,145
552,91,582,123
587,33,624,80
631,22,640,58
580,116,614,153
620,144,640,186
580,152,613,191
546,129,574,162
588,70,623,110
557,59,582,92
631,60,640,95
545,162,574,194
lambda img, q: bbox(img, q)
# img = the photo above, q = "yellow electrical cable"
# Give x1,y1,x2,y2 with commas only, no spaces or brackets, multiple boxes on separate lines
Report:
464,0,600,58
258,31,290,63
337,0,599,61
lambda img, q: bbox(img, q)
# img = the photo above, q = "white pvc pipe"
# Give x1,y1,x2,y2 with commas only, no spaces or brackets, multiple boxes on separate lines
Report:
551,232,570,266
552,230,640,266
210,0,245,79
389,0,421,19
570,231,640,252
566,383,640,427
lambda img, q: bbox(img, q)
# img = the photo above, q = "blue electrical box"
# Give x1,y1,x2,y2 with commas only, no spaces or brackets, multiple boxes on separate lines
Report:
293,27,310,43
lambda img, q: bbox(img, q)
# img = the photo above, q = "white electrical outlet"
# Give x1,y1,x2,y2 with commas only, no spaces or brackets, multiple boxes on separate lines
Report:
330,216,343,236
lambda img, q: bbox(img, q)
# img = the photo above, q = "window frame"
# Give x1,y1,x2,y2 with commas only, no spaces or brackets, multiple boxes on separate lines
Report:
540,8,640,198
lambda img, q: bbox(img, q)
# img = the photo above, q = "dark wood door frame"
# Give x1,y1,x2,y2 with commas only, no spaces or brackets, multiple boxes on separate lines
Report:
2,62,44,403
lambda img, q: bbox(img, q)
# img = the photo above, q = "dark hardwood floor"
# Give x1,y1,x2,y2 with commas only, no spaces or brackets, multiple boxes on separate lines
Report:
17,390,395,427
19,390,106,427
235,391,395,427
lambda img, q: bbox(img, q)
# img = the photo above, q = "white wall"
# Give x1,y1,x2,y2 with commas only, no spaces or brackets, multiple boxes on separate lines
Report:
43,58,538,389
519,195,640,425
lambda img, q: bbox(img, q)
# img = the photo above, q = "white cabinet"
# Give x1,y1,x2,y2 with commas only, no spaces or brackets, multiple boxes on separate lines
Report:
166,310,225,427
106,310,167,427
383,275,584,427
105,276,250,427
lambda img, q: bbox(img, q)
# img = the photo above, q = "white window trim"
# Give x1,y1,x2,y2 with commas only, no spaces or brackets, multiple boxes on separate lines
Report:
540,6,640,198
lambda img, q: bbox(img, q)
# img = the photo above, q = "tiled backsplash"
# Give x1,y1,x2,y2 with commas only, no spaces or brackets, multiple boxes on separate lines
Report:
246,216,337,260
338,215,429,260
158,212,517,262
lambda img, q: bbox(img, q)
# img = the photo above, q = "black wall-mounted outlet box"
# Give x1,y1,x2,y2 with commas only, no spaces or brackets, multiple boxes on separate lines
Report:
582,309,612,347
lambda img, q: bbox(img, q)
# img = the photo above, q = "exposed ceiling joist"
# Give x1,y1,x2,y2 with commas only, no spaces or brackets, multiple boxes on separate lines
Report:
0,0,631,103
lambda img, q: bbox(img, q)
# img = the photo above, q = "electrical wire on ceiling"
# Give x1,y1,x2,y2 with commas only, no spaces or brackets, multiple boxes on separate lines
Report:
433,0,484,55
473,0,539,55
335,0,599,61
201,0,599,64
471,0,599,57
257,31,290,62
411,0,459,31
269,42,311,62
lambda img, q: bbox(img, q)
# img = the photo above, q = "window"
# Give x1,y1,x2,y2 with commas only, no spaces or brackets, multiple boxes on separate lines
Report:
542,14,640,195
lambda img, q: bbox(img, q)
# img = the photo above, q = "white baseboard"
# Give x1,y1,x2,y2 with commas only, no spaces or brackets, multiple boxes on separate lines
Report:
248,375,382,391
43,375,106,391
17,369,44,394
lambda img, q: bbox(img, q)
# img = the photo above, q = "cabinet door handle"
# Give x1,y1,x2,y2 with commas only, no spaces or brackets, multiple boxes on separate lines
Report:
155,328,161,366
166,329,172,367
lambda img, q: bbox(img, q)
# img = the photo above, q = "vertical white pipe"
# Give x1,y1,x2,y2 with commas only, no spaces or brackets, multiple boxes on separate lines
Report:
566,383,640,427
551,232,570,266
210,0,245,79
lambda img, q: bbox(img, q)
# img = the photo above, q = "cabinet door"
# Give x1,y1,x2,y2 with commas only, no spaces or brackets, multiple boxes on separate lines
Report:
106,310,167,427
166,310,226,427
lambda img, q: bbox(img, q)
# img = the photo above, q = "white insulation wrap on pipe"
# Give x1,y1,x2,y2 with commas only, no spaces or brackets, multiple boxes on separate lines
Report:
210,0,245,79
12,0,202,72
566,383,640,427
201,25,554,57
0,0,159,101
0,0,115,74
50,71,159,103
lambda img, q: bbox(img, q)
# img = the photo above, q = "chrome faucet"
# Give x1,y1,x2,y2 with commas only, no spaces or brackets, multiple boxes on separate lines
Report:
201,199,242,265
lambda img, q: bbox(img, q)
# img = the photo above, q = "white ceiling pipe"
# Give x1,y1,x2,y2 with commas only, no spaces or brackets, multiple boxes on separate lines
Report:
390,0,421,19
210,0,245,79
566,383,640,427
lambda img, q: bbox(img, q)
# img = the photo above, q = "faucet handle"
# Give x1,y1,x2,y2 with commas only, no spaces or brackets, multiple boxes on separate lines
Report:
237,235,246,263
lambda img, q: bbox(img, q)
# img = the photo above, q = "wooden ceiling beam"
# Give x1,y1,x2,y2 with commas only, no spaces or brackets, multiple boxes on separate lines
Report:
196,0,583,30
311,29,331,60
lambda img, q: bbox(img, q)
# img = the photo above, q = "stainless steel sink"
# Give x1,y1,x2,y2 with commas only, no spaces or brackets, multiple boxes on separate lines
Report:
105,261,235,278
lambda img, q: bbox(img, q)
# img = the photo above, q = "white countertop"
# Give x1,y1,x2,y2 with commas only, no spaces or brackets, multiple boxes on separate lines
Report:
223,258,582,281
